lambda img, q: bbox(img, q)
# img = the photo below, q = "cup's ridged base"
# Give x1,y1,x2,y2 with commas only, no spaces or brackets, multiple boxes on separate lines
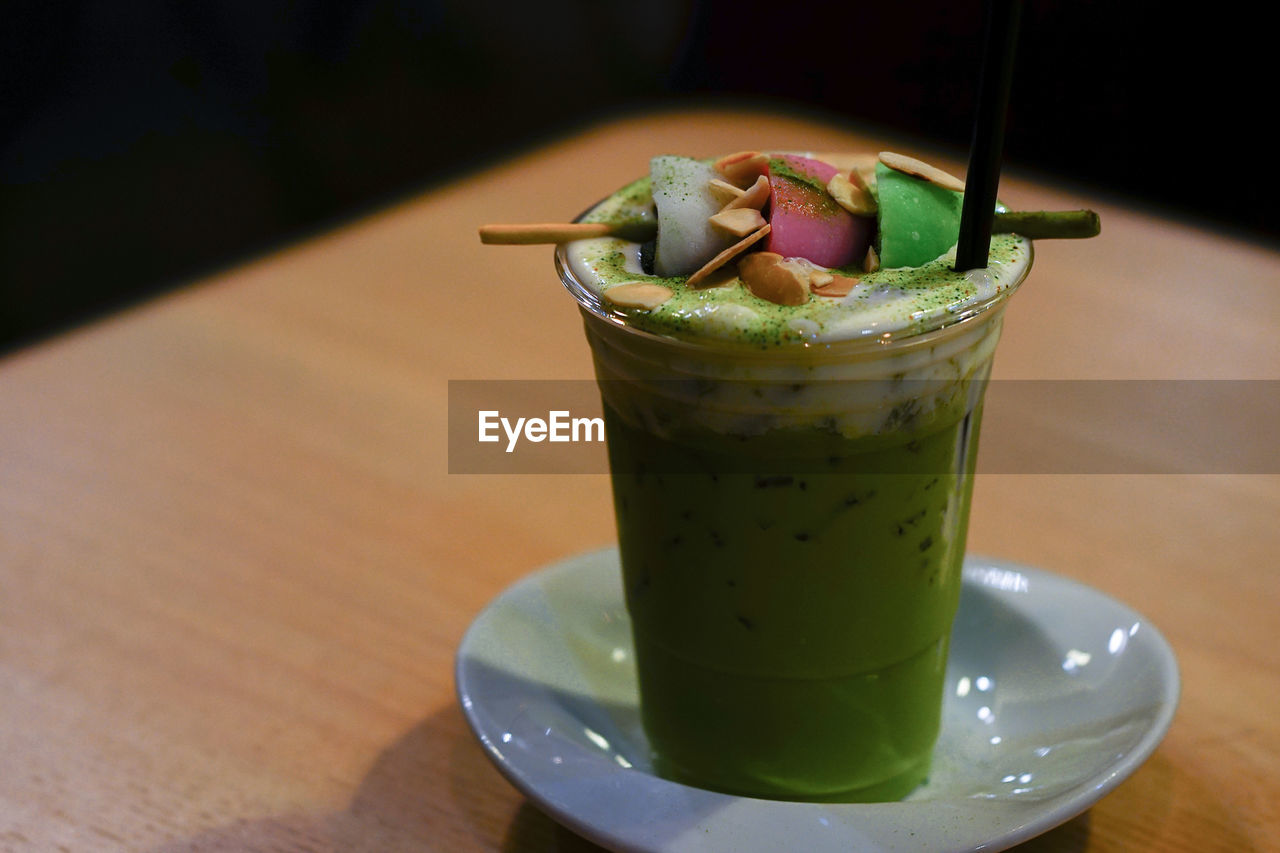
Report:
635,632,947,802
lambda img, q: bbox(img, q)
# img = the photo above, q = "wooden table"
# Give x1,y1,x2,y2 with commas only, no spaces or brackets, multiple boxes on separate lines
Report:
2,109,1277,851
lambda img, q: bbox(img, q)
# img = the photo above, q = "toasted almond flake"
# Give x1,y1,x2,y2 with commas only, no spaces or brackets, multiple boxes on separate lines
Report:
812,152,879,180
808,269,834,287
687,224,771,288
709,207,767,237
739,252,810,306
708,178,745,205
811,274,859,298
827,172,878,216
846,165,871,191
694,264,740,290
864,245,880,273
724,174,771,211
714,150,760,171
715,151,770,187
878,151,965,192
603,282,673,310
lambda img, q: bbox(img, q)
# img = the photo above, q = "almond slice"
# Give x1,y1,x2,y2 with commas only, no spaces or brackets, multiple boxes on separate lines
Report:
845,164,872,192
811,274,859,298
694,264,740,290
715,151,770,187
739,252,810,306
708,207,767,237
708,178,745,205
687,224,771,289
827,172,877,216
864,245,880,273
602,282,673,310
714,150,758,169
811,152,878,179
878,151,965,192
808,269,834,288
724,174,771,211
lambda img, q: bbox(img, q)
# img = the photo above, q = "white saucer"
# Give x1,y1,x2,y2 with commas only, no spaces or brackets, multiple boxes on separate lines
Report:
455,548,1179,852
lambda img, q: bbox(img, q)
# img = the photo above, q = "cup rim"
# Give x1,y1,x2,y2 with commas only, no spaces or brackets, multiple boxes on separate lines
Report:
556,242,1032,367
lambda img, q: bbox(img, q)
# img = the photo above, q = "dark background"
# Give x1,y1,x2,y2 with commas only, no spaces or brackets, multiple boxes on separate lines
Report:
2,0,1272,351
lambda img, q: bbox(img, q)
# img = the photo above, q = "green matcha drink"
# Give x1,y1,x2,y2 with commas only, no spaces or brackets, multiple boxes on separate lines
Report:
551,149,1038,801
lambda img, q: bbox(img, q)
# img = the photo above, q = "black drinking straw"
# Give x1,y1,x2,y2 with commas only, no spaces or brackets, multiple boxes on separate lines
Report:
955,0,1024,271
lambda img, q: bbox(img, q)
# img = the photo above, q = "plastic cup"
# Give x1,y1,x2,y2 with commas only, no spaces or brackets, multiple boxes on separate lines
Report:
557,227,1030,802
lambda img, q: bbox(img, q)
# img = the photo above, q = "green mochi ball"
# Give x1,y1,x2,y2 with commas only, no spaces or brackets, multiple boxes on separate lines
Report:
875,162,964,268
